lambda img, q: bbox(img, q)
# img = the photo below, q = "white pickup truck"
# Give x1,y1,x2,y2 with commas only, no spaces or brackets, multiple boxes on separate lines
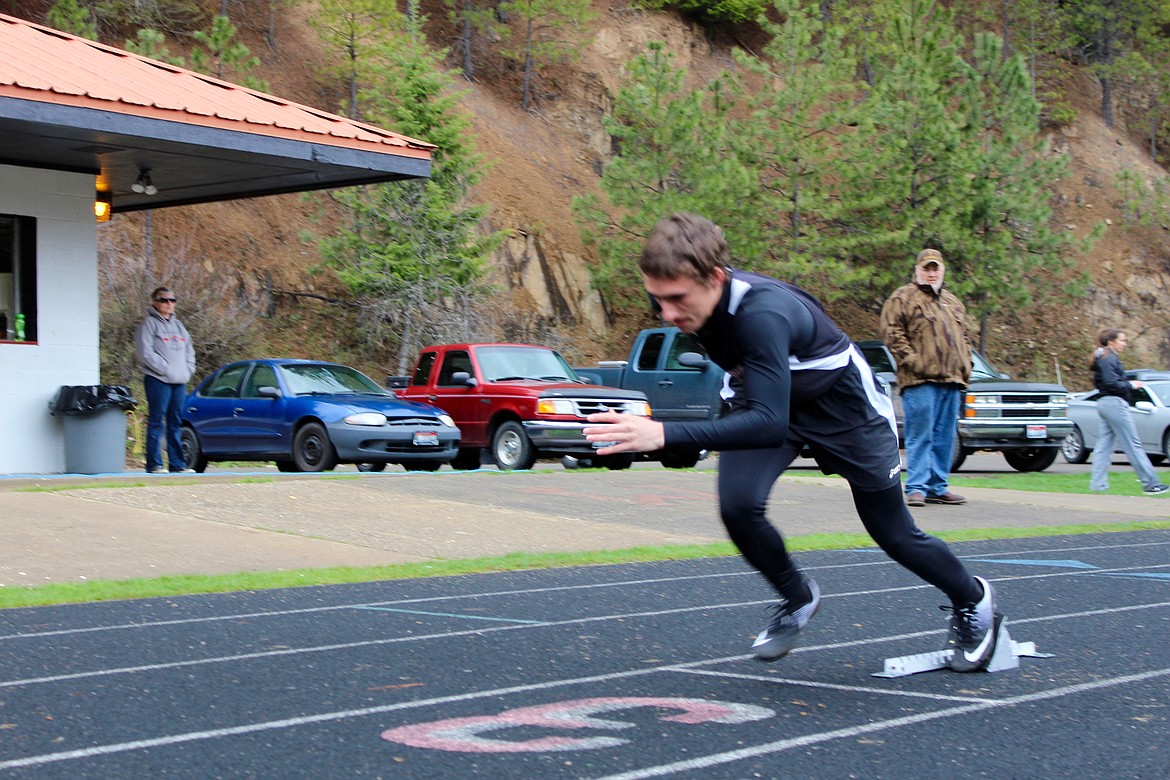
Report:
856,340,1073,472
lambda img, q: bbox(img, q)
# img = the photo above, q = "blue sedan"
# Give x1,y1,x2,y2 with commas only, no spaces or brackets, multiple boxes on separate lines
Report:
181,359,460,472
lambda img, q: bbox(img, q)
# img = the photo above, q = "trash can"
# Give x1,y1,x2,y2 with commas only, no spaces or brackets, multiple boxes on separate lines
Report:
48,385,138,474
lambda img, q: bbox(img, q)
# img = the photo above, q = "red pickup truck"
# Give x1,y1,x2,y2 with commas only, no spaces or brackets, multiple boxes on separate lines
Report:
391,343,652,470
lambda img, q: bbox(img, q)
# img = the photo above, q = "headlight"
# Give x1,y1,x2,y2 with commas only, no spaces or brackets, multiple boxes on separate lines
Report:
626,401,652,417
438,414,456,428
1050,394,1068,404
344,412,388,426
965,394,998,405
537,398,576,415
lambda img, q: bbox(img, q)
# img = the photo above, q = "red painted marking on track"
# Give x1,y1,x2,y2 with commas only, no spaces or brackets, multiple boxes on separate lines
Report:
381,696,773,753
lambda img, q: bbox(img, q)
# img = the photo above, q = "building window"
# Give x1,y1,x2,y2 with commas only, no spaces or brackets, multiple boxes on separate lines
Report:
0,215,37,342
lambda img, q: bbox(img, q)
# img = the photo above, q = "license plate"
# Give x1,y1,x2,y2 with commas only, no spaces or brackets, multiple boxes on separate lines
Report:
1026,424,1047,439
412,431,439,446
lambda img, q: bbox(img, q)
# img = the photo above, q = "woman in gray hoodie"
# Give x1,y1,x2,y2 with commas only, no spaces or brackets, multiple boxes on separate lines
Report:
135,287,196,473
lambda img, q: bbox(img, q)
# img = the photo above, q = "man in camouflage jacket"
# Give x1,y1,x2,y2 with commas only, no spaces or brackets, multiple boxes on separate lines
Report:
880,249,972,507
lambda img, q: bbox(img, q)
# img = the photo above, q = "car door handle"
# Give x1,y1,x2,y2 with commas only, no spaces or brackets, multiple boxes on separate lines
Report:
657,379,674,388
427,396,438,402
233,407,245,415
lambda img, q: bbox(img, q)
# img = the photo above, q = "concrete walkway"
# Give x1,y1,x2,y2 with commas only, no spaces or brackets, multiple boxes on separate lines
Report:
1,468,1166,587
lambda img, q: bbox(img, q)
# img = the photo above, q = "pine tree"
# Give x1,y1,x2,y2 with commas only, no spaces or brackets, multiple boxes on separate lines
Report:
444,0,508,82
572,42,761,313
736,0,869,294
309,0,402,119
315,0,502,372
46,0,98,39
125,28,186,66
191,15,268,91
834,0,970,288
951,32,1090,346
499,0,596,110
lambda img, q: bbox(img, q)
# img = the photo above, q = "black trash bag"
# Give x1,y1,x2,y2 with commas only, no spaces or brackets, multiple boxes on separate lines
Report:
49,385,138,415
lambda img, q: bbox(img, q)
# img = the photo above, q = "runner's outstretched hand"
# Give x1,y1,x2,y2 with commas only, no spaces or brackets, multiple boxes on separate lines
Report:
584,412,665,455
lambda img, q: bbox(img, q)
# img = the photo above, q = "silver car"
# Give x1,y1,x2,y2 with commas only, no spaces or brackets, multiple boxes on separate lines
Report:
1061,379,1170,464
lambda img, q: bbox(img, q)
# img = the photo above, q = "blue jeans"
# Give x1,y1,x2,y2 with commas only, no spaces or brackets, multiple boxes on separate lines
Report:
1090,395,1164,491
902,382,961,497
144,375,186,472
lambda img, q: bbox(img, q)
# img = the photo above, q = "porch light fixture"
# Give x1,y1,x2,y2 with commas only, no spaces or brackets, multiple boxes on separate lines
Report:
131,168,157,195
94,191,112,222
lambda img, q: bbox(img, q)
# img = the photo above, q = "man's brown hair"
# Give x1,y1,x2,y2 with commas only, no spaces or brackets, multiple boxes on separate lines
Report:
638,212,729,281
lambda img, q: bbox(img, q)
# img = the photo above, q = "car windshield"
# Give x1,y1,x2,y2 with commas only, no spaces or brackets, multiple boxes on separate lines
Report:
279,364,388,396
970,350,1003,381
476,346,579,382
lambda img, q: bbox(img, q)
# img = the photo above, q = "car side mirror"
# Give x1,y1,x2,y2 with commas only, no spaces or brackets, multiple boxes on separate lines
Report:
1136,400,1155,411
677,352,711,370
257,386,281,399
451,371,478,387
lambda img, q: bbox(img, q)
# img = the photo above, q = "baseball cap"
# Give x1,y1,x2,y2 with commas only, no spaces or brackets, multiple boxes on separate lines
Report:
916,248,943,268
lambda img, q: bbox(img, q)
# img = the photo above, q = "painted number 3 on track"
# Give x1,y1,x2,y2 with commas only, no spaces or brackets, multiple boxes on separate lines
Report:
381,696,774,753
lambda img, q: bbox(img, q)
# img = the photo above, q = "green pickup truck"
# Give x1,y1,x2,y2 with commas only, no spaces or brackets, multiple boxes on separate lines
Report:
574,327,725,468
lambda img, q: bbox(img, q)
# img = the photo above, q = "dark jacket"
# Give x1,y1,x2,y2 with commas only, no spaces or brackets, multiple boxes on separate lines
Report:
1092,349,1133,402
660,268,855,452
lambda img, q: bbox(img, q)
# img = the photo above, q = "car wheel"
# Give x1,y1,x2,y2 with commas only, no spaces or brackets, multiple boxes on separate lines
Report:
275,459,298,472
450,448,482,470
491,420,536,470
1061,424,1090,464
659,449,700,469
595,453,635,470
357,462,386,472
292,422,338,472
1162,429,1170,463
1003,447,1059,472
405,461,442,472
180,426,208,473
950,429,967,472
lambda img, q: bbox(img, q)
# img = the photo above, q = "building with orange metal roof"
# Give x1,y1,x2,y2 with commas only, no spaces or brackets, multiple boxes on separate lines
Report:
0,13,435,473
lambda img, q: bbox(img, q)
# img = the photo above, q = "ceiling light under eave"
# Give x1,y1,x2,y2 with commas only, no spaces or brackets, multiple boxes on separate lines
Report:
131,169,157,196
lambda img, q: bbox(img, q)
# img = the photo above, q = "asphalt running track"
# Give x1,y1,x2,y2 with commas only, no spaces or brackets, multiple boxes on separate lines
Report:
1,531,1169,779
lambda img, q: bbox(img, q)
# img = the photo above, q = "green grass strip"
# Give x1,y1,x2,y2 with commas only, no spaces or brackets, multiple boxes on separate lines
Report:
3,521,1169,610
947,470,1170,496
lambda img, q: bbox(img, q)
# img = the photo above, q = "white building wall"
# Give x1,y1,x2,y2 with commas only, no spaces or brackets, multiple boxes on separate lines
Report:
0,164,100,474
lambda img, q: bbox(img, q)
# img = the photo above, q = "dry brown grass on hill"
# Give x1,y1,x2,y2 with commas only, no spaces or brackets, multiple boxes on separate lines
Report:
16,0,1170,380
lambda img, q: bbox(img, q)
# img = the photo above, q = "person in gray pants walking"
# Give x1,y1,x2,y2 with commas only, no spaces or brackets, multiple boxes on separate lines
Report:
1089,328,1169,495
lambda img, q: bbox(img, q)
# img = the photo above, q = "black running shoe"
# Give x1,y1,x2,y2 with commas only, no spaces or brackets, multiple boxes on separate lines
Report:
942,576,997,672
752,579,821,662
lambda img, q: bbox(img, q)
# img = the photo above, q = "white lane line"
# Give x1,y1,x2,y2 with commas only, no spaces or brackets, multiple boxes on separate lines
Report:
670,667,998,703
2,583,1168,695
0,599,777,689
4,536,1166,641
0,654,744,771
4,567,1170,690
350,606,547,624
588,666,1170,780
3,641,1168,772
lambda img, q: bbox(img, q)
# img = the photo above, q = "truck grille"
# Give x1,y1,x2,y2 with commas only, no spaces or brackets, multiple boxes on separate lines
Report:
575,399,634,415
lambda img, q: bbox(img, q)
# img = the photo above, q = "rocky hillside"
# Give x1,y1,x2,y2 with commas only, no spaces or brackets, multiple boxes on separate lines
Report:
16,0,1170,388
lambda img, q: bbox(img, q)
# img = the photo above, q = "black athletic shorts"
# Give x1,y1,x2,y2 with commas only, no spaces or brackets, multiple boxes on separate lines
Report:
785,347,902,492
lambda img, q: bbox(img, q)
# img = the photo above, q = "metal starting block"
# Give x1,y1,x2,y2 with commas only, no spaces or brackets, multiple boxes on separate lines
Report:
872,614,1053,678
